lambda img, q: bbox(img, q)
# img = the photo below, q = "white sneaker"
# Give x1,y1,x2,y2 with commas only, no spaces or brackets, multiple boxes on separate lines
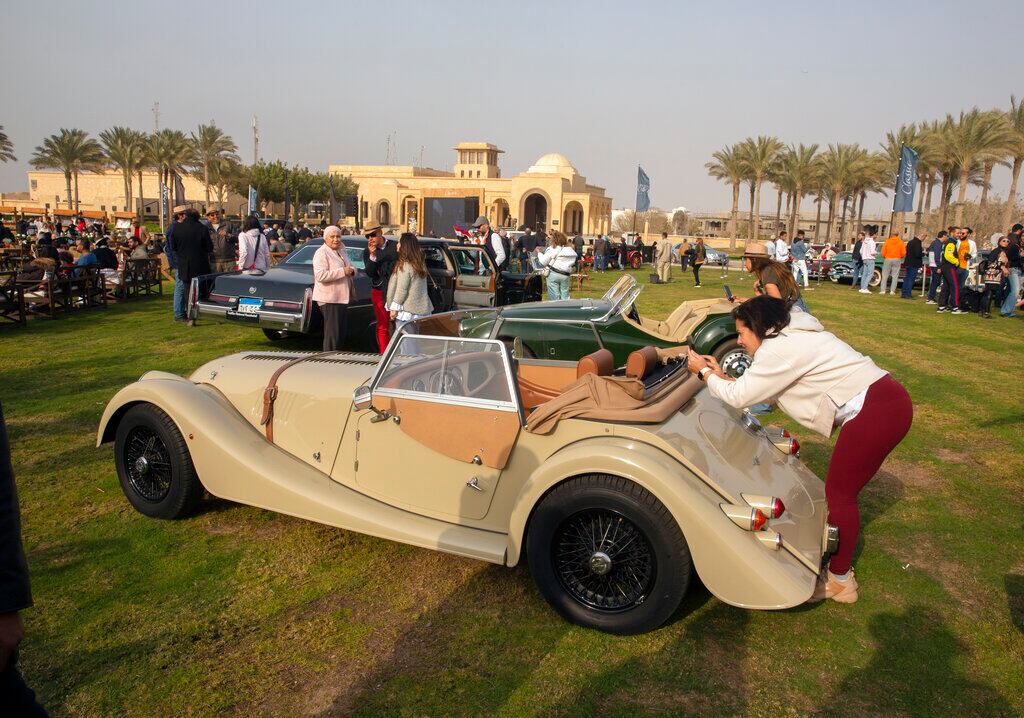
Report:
951,309,964,314
858,289,870,294
925,300,936,305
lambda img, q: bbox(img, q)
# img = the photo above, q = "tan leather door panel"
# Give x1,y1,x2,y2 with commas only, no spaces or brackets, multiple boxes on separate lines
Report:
353,397,519,521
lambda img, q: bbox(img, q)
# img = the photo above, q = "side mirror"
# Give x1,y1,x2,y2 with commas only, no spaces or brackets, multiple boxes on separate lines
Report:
353,385,373,411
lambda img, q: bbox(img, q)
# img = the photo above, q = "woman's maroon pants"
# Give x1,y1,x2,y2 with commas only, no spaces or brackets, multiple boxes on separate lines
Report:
371,288,390,353
826,374,913,574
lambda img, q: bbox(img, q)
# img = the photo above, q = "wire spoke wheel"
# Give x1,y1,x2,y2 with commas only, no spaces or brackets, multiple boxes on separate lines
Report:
123,425,173,502
553,509,656,612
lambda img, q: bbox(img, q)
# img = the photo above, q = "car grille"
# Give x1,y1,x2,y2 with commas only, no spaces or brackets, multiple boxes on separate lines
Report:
241,352,380,366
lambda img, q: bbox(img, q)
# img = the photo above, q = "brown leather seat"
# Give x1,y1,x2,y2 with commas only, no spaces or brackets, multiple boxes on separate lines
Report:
576,348,614,379
625,346,660,380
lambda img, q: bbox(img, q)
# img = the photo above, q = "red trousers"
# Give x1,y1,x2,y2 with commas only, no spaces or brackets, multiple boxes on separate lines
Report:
371,288,390,353
826,374,913,574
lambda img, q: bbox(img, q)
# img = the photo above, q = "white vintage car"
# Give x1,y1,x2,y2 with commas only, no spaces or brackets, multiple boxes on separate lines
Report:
98,313,834,634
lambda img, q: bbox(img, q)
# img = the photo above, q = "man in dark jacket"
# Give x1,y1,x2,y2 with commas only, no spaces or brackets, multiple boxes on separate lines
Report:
901,234,924,299
0,404,48,715
173,209,212,326
92,239,118,270
296,222,313,243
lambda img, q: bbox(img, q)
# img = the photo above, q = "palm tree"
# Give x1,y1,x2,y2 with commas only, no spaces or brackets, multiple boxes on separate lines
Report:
30,129,104,210
0,126,15,162
777,143,821,240
848,152,890,242
208,154,245,210
737,136,784,241
100,127,147,215
819,143,863,246
190,122,240,208
943,108,1015,225
146,129,194,223
1001,95,1024,232
705,144,746,249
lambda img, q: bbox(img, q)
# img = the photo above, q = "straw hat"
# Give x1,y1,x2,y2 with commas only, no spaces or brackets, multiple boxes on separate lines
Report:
742,241,770,258
362,222,383,236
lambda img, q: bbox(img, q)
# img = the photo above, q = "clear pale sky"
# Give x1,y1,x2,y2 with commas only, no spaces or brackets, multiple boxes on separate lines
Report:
2,0,1021,215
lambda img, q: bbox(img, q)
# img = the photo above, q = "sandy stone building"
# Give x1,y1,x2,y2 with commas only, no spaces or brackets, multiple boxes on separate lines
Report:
329,142,613,236
1,170,245,217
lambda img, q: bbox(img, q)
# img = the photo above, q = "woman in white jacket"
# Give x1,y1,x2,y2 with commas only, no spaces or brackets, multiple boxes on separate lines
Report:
237,215,270,271
687,295,912,604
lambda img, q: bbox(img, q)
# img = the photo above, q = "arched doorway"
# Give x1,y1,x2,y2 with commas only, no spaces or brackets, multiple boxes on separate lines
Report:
376,200,391,226
490,199,510,227
563,201,584,235
522,193,547,231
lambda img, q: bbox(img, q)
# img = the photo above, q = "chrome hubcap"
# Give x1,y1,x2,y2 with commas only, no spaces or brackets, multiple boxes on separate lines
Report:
134,456,149,475
588,551,612,576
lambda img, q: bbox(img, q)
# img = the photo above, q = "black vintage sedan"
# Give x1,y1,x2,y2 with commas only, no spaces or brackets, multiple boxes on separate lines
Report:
188,237,541,346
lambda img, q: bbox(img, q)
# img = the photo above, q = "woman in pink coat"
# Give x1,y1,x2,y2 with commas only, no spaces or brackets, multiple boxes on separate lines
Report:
312,226,356,351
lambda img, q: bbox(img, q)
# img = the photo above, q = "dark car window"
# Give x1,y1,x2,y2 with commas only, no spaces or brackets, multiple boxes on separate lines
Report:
422,246,449,272
284,244,365,270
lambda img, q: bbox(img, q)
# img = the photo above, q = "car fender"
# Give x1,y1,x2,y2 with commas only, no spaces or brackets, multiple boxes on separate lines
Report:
506,437,814,609
690,314,737,356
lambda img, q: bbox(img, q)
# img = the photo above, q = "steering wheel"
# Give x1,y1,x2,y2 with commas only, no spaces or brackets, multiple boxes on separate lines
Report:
428,367,464,396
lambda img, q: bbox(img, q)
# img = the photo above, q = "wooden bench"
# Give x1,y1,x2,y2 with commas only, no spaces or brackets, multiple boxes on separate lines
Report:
0,271,26,326
270,251,290,266
103,258,164,301
17,266,106,319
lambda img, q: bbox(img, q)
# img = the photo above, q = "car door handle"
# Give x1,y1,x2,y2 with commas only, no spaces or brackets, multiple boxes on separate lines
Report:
466,477,484,492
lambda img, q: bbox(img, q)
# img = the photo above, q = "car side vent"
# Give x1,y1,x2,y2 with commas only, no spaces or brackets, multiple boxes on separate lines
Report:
308,354,380,366
242,354,305,362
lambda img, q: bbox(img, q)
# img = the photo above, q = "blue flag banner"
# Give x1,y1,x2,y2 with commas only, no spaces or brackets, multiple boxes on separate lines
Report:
247,185,258,215
636,166,651,212
893,145,918,213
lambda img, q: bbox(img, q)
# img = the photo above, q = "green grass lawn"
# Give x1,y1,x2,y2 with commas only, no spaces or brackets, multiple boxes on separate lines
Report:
2,267,1023,717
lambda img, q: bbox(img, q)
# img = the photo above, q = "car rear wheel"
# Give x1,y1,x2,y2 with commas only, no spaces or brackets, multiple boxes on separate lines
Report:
527,474,691,635
870,268,882,287
114,404,204,519
262,328,287,341
630,255,642,269
712,338,752,378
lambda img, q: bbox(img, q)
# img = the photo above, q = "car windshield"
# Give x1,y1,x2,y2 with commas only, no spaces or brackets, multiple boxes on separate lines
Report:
601,275,643,318
284,244,365,269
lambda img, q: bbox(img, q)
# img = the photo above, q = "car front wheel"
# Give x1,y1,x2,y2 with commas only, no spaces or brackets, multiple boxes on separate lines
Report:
527,474,691,635
114,404,204,519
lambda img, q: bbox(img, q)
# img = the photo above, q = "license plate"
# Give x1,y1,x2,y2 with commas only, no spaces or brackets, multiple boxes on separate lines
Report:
237,298,263,315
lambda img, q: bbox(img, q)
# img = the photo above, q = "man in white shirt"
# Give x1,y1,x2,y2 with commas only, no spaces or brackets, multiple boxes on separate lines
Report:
774,231,791,263
471,216,507,271
858,226,878,293
766,236,777,260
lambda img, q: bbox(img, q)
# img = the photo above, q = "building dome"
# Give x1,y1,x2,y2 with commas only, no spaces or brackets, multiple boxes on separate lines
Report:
527,153,577,174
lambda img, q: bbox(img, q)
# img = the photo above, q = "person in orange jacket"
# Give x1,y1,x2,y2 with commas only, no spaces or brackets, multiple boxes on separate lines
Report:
879,234,906,295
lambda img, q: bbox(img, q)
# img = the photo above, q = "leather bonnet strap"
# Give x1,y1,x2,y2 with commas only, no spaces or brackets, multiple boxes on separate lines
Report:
259,351,342,442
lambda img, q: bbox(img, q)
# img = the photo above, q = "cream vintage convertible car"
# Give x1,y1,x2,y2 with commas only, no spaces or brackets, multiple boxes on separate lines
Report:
98,313,834,634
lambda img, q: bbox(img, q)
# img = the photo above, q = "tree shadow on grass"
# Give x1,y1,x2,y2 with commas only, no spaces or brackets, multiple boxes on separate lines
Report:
812,605,1013,718
542,600,750,717
316,562,572,718
1006,574,1024,635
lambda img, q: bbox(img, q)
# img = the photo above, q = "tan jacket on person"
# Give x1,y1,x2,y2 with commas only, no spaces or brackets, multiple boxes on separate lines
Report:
655,239,673,266
386,263,434,316
706,311,888,437
312,242,354,305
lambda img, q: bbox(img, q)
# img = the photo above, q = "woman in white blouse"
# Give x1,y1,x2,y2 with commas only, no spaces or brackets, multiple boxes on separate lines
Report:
237,215,270,271
536,230,577,300
686,295,912,605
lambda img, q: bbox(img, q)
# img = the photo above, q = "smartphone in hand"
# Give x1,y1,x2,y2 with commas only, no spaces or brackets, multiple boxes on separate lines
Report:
724,285,734,302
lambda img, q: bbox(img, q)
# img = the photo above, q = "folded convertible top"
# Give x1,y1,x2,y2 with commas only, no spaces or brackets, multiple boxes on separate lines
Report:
525,369,702,435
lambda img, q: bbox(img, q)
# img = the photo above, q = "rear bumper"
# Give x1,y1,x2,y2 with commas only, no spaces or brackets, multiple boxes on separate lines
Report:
189,281,313,334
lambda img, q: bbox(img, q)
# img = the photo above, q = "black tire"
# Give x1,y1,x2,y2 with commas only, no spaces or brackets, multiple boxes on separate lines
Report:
114,404,204,519
262,328,287,341
712,338,752,378
526,474,691,635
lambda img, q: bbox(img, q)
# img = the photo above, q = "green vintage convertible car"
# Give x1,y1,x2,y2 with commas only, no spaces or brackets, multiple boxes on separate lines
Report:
455,275,751,376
